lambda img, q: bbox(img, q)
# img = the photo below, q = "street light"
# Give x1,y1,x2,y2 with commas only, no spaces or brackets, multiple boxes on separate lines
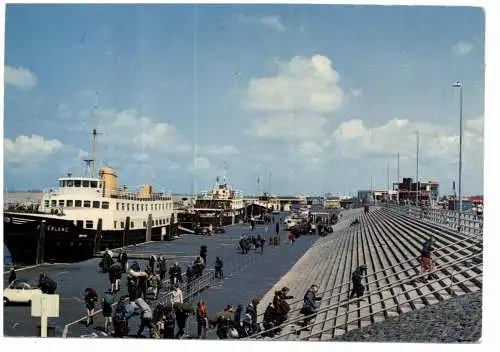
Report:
416,131,420,206
453,81,463,215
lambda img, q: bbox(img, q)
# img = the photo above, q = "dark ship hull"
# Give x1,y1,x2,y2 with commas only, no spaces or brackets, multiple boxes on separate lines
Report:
3,212,178,266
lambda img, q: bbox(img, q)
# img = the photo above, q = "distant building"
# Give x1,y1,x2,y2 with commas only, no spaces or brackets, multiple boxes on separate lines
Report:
357,190,373,205
393,177,439,204
324,197,341,209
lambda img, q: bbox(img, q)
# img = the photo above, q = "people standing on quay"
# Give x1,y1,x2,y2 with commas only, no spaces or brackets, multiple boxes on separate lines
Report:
196,300,208,339
158,256,167,281
215,256,224,278
118,251,128,273
8,268,16,284
102,289,114,334
84,287,98,327
200,245,208,264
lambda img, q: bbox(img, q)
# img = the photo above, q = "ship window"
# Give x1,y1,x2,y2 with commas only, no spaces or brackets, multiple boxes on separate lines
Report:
59,180,65,187
85,220,93,229
98,182,102,188
44,200,50,207
76,220,84,228
74,180,81,187
116,203,119,210
120,221,125,229
93,201,100,208
114,221,117,229
145,204,148,211
75,200,82,207
67,180,74,187
132,204,135,211
141,204,144,211
155,220,159,226
82,180,90,187
130,221,135,228
66,200,73,207
58,200,65,207
127,203,130,211
91,181,98,188
102,202,109,209
143,221,147,227
83,200,91,208
51,200,57,207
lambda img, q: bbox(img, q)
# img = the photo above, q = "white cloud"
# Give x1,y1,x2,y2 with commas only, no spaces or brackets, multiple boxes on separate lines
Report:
453,41,474,56
99,109,191,154
329,116,484,169
297,141,323,156
4,135,64,165
247,113,328,141
4,65,37,89
238,14,286,33
465,115,483,133
246,55,343,113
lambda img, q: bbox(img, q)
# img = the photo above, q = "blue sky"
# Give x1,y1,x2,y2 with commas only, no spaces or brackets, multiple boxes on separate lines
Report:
3,4,485,196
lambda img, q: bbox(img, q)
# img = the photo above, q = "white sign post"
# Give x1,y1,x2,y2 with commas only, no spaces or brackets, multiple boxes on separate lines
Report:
31,294,60,337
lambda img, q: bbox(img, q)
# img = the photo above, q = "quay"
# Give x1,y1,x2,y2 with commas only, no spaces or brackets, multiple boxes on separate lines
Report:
3,205,483,341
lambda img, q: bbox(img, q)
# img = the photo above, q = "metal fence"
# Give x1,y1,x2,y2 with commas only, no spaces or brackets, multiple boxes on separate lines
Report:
386,203,483,236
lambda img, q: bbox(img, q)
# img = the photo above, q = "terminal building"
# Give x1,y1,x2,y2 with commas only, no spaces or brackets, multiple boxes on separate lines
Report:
393,178,439,204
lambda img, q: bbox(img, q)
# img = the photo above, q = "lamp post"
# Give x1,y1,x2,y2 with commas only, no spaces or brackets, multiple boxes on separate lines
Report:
453,81,464,215
416,131,420,206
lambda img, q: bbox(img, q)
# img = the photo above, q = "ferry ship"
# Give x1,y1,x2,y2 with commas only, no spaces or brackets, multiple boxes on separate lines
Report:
4,105,178,265
178,172,245,231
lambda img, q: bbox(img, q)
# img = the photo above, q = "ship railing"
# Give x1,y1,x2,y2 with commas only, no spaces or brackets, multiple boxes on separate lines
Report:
105,190,173,201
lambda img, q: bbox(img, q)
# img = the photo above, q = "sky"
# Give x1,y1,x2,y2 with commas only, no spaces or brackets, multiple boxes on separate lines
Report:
3,4,485,196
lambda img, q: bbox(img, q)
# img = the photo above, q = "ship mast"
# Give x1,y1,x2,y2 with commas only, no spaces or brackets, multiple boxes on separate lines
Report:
91,92,99,178
223,161,227,185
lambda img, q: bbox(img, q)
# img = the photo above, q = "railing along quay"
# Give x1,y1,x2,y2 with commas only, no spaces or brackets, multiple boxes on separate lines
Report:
247,207,482,341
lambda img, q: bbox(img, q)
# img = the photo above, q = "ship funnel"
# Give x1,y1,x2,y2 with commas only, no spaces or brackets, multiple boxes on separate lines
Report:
141,184,153,197
99,167,118,194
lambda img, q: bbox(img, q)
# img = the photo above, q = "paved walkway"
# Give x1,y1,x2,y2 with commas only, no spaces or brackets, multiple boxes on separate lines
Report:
3,215,320,338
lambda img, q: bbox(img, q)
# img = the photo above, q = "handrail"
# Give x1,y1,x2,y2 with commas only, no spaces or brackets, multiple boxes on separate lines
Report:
256,232,481,322
386,204,483,235
157,269,216,305
294,266,483,341
256,222,481,319
247,251,482,339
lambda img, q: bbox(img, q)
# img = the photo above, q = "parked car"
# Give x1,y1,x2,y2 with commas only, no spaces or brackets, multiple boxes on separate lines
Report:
3,279,42,305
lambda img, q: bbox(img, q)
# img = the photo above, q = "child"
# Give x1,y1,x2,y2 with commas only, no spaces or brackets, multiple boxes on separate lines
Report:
102,289,114,333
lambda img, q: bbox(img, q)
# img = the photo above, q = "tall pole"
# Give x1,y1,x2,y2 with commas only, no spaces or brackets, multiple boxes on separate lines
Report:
386,162,390,203
397,152,400,204
416,131,420,205
91,92,99,178
370,175,373,204
397,152,400,184
453,81,464,214
193,5,199,200
268,172,272,195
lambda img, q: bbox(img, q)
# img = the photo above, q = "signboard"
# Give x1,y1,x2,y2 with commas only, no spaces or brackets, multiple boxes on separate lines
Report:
31,294,60,318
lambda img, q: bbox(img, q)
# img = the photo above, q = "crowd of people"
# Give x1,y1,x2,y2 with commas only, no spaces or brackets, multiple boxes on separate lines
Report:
17,206,443,339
